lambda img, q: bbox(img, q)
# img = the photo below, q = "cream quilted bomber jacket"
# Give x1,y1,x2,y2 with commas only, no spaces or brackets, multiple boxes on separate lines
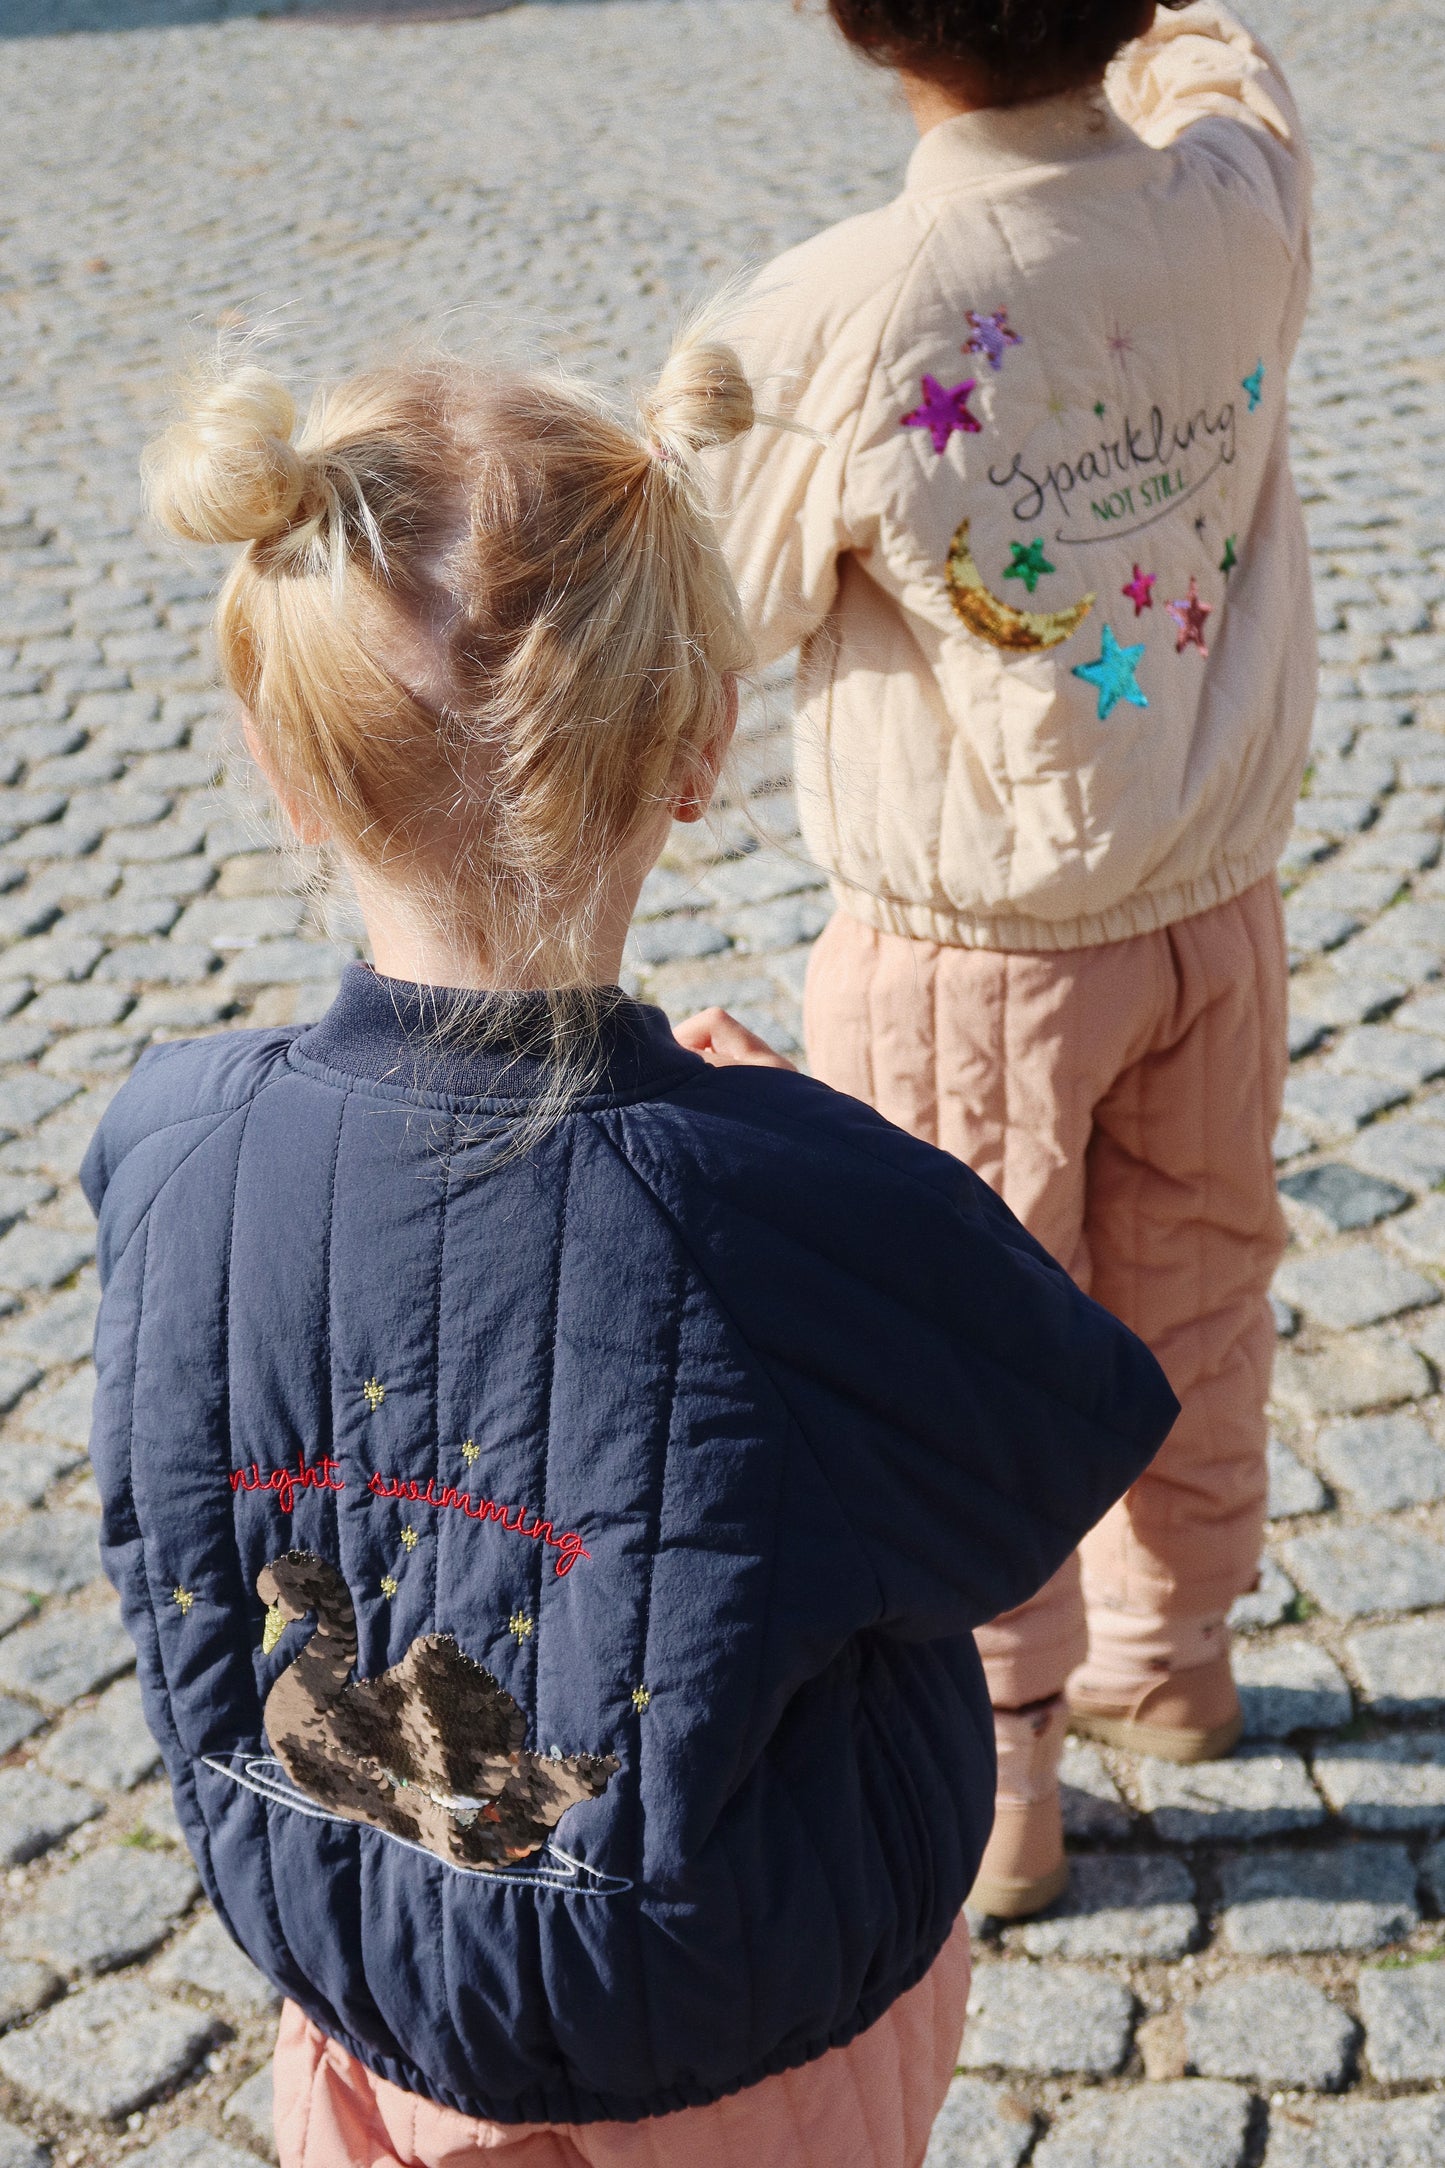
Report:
711,4,1316,951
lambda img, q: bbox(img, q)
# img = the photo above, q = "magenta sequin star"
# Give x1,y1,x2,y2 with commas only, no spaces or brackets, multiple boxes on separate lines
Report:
901,375,982,454
1123,564,1156,617
1167,577,1212,656
964,309,1023,373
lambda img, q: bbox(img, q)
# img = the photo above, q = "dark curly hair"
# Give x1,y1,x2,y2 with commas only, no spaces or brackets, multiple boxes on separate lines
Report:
826,0,1186,105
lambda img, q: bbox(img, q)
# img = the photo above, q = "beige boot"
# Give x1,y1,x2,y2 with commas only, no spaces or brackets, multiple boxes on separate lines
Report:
1067,1612,1242,1764
968,1697,1069,1921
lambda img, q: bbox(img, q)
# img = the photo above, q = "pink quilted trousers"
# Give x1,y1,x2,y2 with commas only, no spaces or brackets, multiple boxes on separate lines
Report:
804,874,1289,1704
272,1911,971,2168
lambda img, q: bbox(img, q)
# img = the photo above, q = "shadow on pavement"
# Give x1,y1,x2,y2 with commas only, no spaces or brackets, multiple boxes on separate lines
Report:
0,0,528,34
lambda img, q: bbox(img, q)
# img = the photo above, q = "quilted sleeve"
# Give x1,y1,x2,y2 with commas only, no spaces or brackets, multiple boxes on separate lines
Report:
1107,3,1310,250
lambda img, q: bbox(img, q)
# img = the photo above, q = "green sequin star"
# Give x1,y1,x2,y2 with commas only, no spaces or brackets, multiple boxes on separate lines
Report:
1219,534,1238,575
1093,399,1106,419
1004,538,1055,595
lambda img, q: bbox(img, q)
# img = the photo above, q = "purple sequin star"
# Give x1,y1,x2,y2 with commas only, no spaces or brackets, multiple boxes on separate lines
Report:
901,375,982,454
964,310,1023,373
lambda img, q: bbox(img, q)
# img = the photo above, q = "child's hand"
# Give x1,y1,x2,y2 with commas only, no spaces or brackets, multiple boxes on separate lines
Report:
674,1008,797,1072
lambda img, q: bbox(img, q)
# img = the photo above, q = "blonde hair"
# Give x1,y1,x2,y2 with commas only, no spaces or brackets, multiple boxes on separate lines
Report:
143,331,755,1036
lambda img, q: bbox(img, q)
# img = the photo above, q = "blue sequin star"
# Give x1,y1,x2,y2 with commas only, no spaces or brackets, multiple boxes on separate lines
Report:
1073,625,1149,720
1242,360,1265,412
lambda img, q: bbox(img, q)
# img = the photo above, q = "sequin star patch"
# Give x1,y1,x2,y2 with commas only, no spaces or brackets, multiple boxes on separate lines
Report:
1167,577,1212,656
1122,565,1156,616
1073,626,1149,720
1005,539,1054,595
901,375,982,454
1242,361,1265,412
963,309,1022,373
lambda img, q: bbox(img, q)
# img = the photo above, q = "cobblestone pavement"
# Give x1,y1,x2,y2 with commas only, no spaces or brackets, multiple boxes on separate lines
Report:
0,0,1442,2161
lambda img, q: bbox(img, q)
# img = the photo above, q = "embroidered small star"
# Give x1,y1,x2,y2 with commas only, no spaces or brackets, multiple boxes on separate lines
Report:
1242,360,1265,412
400,1527,418,1552
1004,539,1055,595
460,1439,480,1466
1194,515,1208,538
1219,534,1239,575
632,1686,652,1714
1046,392,1068,420
1122,564,1156,616
362,1378,385,1412
963,308,1022,373
1093,399,1107,419
900,374,982,454
509,1611,534,1643
1167,576,1212,655
1073,625,1149,721
171,1586,195,1616
1107,325,1135,359
380,1575,399,1599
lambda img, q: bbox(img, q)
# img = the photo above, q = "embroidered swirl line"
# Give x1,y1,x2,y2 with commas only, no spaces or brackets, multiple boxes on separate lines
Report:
231,1455,346,1514
367,1471,591,1578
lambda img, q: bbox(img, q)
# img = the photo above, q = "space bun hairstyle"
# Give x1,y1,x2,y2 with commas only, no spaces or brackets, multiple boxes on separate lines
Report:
143,324,756,1028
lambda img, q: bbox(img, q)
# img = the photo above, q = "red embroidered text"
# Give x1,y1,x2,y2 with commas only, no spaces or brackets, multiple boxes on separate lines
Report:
367,1471,591,1578
231,1455,346,1514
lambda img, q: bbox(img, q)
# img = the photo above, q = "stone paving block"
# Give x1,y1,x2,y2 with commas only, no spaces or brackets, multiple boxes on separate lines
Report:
1281,1523,1445,1616
0,1700,43,1759
0,1600,135,1707
0,1443,85,1512
1358,1959,1445,2079
0,1767,101,1867
1313,1412,1445,1508
169,894,306,949
1281,1072,1406,1139
4,1844,199,1972
0,1507,100,1596
1016,1855,1196,1961
212,939,359,990
1229,1553,1298,1631
0,1361,40,1419
0,1975,216,2120
0,1284,97,1364
1137,1745,1325,1842
38,1675,160,1791
0,1961,59,2034
0,1226,92,1295
700,852,828,909
1031,2082,1251,2168
151,1910,279,2013
1314,1729,1445,1828
0,1076,75,1137
1059,1736,1132,1840
959,1965,1134,2076
1274,1120,1312,1165
0,2123,45,2168
1328,1024,1445,1085
1236,1638,1352,1736
1262,2095,1445,2167
93,939,219,987
1393,988,1445,1035
1267,1437,1329,1517
1386,1191,1445,1265
1185,1974,1356,2089
8,1365,92,1443
1348,1617,1445,1714
922,2078,1035,2168
1278,1161,1410,1231
1284,905,1362,958
1217,1842,1418,1954
1349,1112,1445,1189
223,2062,276,2154
127,2129,271,2168
1273,1245,1438,1329
1272,1330,1431,1417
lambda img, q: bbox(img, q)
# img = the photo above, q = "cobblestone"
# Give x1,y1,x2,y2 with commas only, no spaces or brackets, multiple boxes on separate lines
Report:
1313,1730,1445,1829
1358,1962,1445,2081
1346,1617,1445,1715
1273,1247,1438,1331
1262,2095,1445,2166
0,1977,216,2121
1136,1746,1326,1843
1030,2082,1251,2168
1014,1855,1197,1961
959,1966,1135,2077
1235,1639,1352,1737
1185,1975,1356,2090
1216,1843,1419,1955
1312,1414,1445,1511
1280,1525,1445,1617
3,1844,199,1973
923,2079,1035,2168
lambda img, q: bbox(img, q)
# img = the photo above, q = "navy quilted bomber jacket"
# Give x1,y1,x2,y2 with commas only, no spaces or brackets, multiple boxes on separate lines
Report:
82,965,1176,2125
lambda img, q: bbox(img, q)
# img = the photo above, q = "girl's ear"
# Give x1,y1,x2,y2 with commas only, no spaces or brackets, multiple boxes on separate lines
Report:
670,676,739,826
242,711,331,847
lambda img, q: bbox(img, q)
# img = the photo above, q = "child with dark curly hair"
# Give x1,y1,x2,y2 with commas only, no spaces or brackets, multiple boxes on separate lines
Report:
713,2,1314,1918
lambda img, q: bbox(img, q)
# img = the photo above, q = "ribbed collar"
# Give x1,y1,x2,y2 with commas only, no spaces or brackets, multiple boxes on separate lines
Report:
905,88,1134,195
293,963,701,1107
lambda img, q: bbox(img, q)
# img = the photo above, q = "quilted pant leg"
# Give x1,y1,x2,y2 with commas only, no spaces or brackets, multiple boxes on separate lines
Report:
804,909,1159,1705
1078,877,1289,1621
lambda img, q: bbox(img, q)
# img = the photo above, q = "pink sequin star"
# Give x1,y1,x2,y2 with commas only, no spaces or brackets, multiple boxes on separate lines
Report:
900,375,982,454
1167,577,1212,656
1122,564,1156,616
964,310,1023,373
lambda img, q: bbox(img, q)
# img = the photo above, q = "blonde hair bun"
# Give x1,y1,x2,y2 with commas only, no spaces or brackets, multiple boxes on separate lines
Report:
640,331,755,464
144,362,314,546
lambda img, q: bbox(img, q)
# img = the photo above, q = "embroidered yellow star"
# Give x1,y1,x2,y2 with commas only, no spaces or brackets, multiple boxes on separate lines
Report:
509,1611,534,1643
400,1528,418,1552
632,1686,651,1714
363,1378,386,1412
171,1586,195,1616
1046,392,1068,420
380,1575,399,1599
461,1438,480,1466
